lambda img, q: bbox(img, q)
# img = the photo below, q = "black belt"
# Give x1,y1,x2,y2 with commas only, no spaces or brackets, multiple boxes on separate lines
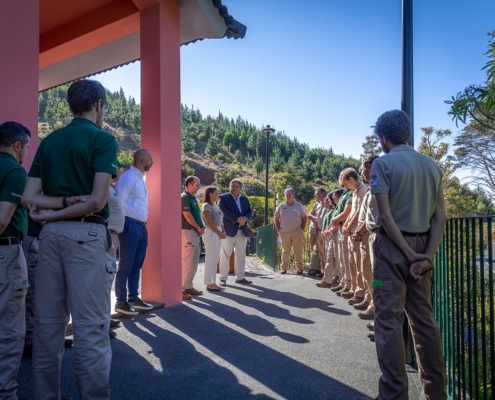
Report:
0,237,22,246
376,226,429,237
126,216,146,226
65,215,107,226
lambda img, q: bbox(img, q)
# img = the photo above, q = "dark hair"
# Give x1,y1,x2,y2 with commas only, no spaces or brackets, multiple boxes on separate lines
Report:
185,175,198,187
67,79,107,116
327,191,336,207
338,168,359,186
316,188,327,195
374,110,410,145
361,154,380,166
0,121,31,147
333,189,344,199
204,186,218,204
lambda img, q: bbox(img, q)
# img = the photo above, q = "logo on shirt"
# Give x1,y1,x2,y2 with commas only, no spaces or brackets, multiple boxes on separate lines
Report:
370,174,379,186
10,192,22,198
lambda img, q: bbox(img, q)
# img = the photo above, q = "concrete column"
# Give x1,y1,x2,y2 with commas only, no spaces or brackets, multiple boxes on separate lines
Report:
0,0,39,169
140,0,182,306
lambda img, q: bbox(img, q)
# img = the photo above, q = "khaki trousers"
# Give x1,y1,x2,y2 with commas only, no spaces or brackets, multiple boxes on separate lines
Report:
373,233,447,400
279,229,304,270
0,243,27,399
367,232,377,311
337,227,351,289
316,231,325,271
22,236,39,348
309,232,320,269
360,231,373,303
219,230,247,281
33,221,114,400
181,229,201,290
203,226,222,285
322,231,339,283
348,237,365,297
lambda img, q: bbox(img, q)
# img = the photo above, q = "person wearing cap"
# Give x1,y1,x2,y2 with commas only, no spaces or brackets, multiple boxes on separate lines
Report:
274,187,307,275
0,121,30,399
22,79,118,400
115,149,154,315
370,109,447,399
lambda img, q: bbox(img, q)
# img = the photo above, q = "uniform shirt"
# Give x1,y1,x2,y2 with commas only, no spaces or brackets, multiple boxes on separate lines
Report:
202,203,224,227
181,191,203,229
322,206,335,231
0,152,27,239
107,185,125,233
317,201,328,230
274,201,306,233
308,201,322,234
348,182,367,231
27,217,42,239
117,166,148,222
358,188,380,232
333,190,352,217
370,144,443,232
29,118,117,220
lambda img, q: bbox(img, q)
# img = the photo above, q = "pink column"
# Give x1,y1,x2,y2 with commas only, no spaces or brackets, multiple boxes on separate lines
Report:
0,0,39,169
140,0,182,306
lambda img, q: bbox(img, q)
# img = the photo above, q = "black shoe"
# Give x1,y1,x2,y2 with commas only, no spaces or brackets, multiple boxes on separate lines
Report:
367,333,375,342
115,301,139,315
129,297,153,310
315,273,324,278
110,319,121,329
307,269,316,276
64,339,73,348
366,322,374,331
109,330,117,340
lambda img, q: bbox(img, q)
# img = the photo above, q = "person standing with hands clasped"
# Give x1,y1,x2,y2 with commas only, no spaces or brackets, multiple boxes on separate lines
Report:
181,176,205,300
201,186,225,292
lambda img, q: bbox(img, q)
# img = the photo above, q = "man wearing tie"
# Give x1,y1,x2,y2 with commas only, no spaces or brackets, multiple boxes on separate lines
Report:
218,179,253,286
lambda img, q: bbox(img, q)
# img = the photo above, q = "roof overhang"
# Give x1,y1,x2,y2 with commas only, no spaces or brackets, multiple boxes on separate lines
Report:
39,0,246,91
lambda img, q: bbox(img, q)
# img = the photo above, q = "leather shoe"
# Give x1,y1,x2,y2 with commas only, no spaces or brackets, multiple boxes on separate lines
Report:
185,288,203,295
331,285,343,292
316,281,333,288
353,301,370,311
109,330,117,340
235,278,252,284
341,290,354,299
348,296,364,305
366,322,374,331
206,286,222,292
182,292,192,301
307,269,316,276
367,333,375,342
280,269,287,274
110,319,121,329
359,309,375,320
219,280,227,287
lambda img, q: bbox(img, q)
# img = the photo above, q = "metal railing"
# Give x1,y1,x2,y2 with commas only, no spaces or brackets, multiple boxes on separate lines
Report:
434,216,495,399
255,224,277,269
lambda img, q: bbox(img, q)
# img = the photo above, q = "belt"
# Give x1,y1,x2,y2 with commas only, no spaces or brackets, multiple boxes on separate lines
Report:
65,215,107,226
376,226,429,237
0,237,22,246
126,216,146,226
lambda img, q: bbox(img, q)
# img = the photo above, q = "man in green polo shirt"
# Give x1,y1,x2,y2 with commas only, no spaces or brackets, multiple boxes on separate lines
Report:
181,176,205,300
22,79,117,400
0,121,30,399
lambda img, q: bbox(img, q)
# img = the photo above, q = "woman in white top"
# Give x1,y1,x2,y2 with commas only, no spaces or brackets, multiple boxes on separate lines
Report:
201,187,226,291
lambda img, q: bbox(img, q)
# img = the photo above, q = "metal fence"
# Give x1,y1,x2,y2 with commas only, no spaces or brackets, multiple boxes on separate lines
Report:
255,224,277,269
434,216,494,399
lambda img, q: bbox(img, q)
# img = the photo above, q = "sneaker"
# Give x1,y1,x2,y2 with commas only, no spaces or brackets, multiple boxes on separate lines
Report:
353,301,370,311
110,319,121,329
115,302,139,315
129,297,153,310
280,269,287,274
348,296,364,305
316,281,333,288
366,322,374,331
109,330,117,340
184,288,203,296
359,309,375,320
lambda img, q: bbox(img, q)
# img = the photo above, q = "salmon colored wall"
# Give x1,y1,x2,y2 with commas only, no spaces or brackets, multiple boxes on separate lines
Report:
0,0,39,169
140,0,182,306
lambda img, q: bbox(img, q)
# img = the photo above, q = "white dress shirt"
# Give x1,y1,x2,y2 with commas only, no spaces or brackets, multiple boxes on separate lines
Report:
107,185,125,233
116,166,149,222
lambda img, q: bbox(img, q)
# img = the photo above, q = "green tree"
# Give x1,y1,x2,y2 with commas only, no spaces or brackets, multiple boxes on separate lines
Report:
205,136,220,158
253,155,264,177
361,134,382,158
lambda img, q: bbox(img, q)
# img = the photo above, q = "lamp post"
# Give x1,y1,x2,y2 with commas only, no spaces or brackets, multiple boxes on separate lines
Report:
262,125,275,225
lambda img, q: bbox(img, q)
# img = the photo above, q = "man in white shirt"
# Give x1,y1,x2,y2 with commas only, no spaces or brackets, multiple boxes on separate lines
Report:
114,150,154,315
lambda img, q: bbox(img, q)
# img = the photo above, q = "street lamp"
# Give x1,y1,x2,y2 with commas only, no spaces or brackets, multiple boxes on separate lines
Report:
262,125,275,225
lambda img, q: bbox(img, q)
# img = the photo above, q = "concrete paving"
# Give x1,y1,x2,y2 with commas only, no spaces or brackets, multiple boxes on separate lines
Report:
16,257,423,399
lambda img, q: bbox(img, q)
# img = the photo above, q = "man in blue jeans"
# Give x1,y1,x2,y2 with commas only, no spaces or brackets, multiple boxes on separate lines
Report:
115,149,154,315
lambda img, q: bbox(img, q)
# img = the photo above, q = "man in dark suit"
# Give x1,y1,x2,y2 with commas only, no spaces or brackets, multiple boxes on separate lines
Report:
218,179,253,286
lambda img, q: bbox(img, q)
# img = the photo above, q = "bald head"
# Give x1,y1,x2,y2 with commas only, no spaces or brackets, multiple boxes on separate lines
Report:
133,149,153,172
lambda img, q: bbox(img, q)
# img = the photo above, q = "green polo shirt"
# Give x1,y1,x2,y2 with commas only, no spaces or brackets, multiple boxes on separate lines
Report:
333,189,352,217
0,152,27,239
322,206,335,230
27,217,42,238
181,191,203,229
28,118,118,219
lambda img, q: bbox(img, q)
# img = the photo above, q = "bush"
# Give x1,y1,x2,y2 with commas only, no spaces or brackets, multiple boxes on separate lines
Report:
247,196,274,231
118,151,134,168
214,168,238,193
241,177,266,196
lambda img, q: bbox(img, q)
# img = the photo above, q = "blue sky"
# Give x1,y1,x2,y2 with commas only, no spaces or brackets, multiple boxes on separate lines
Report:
96,0,495,159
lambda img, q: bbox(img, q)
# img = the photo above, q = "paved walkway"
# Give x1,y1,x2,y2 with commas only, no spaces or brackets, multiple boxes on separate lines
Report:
17,258,423,399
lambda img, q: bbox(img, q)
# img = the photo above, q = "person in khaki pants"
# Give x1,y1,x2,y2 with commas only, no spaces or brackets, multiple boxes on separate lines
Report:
370,109,447,399
274,187,307,274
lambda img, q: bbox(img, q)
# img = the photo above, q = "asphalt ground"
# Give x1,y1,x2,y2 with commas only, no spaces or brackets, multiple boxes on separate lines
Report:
16,257,423,399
